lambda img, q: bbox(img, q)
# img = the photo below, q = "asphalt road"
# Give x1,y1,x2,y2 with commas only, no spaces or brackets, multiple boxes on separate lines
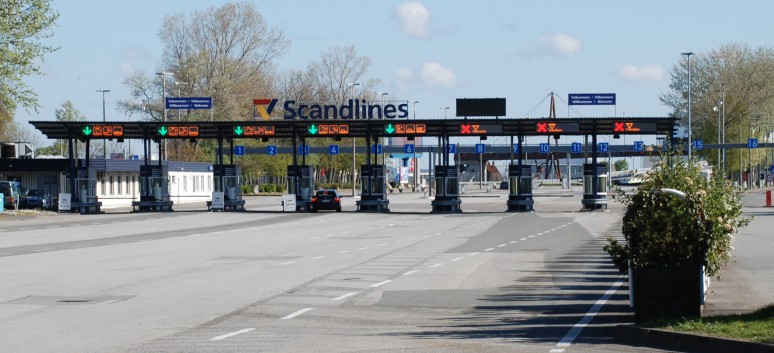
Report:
5,186,763,353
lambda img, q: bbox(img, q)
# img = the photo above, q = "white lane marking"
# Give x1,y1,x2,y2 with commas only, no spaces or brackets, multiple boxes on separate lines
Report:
388,224,395,227
310,256,325,260
370,280,392,288
337,250,349,254
331,292,359,301
210,328,256,341
325,234,334,237
469,252,480,256
549,349,565,353
556,280,624,348
279,261,297,265
551,228,557,231
377,243,387,247
520,237,528,241
34,249,53,252
509,241,518,244
451,257,464,262
403,270,419,276
357,247,369,250
395,240,404,243
281,308,314,320
189,233,202,237
529,235,536,238
429,263,443,268
484,248,495,251
537,232,544,235
434,232,442,236
497,244,507,247
45,225,60,229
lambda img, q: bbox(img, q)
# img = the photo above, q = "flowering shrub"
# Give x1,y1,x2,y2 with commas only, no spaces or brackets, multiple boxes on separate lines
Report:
604,154,750,278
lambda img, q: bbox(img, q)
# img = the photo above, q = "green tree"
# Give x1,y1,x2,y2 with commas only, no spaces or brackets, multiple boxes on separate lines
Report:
660,43,774,177
614,159,629,172
53,100,87,157
0,0,59,113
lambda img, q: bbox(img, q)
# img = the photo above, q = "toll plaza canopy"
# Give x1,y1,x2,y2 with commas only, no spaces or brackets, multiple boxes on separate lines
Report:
30,117,677,140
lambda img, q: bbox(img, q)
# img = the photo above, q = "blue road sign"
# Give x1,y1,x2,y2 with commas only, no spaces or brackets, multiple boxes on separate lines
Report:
568,93,616,105
234,145,245,156
512,144,519,154
404,144,415,154
448,143,457,154
539,143,550,153
165,97,212,109
748,138,759,149
599,142,609,153
371,144,383,154
571,142,582,153
633,141,644,152
266,145,277,156
475,143,486,154
770,165,774,174
299,145,309,155
693,139,704,150
328,144,339,155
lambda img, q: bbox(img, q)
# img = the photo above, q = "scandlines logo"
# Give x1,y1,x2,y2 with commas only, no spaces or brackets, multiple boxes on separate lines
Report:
253,99,278,121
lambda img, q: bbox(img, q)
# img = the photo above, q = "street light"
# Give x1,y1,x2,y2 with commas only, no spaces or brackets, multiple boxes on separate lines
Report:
682,52,694,160
96,89,110,159
380,92,388,164
413,100,420,119
443,106,450,119
413,100,420,191
347,82,360,196
156,71,173,160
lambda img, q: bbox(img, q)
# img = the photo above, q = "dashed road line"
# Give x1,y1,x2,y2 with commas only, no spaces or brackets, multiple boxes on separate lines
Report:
370,280,392,288
484,248,495,251
357,247,369,250
280,308,314,320
337,250,349,254
310,256,325,260
509,240,518,244
279,261,297,265
555,280,624,349
469,252,480,256
520,237,527,241
331,292,359,301
403,270,419,276
497,244,506,247
450,257,464,262
429,263,443,268
210,328,256,341
376,243,387,247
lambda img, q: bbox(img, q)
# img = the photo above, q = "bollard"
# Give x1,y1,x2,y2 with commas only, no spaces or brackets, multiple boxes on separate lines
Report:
767,190,772,207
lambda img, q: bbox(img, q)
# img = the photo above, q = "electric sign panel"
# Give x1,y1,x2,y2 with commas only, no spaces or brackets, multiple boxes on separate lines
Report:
82,125,124,137
459,124,502,134
309,124,350,135
613,121,657,134
158,125,200,137
234,125,275,136
535,122,579,134
390,123,426,135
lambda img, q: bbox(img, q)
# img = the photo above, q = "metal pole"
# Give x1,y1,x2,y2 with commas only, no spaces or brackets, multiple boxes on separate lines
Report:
682,52,694,160
413,100,419,191
349,82,360,196
381,92,388,165
97,89,110,158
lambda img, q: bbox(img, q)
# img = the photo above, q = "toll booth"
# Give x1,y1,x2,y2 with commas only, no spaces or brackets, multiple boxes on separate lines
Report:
287,165,314,211
68,167,102,214
582,161,608,210
356,165,390,212
132,164,173,212
507,164,534,212
211,164,245,211
431,165,461,213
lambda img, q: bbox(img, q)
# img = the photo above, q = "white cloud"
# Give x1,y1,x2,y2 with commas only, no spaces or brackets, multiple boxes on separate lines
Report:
617,64,664,83
394,67,414,90
395,1,430,38
537,32,582,58
420,62,456,87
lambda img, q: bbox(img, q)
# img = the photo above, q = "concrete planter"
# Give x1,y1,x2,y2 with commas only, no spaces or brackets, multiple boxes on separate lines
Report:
632,266,703,323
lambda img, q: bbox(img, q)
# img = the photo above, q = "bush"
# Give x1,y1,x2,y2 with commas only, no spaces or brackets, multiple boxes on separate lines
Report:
241,185,253,195
604,152,750,278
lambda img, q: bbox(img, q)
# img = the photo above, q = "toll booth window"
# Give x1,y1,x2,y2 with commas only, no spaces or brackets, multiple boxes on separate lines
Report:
510,177,518,194
584,176,593,194
597,176,607,194
361,176,369,194
445,177,458,196
519,177,532,194
372,177,385,194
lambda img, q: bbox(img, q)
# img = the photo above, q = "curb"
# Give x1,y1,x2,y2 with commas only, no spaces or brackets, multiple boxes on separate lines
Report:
615,325,774,353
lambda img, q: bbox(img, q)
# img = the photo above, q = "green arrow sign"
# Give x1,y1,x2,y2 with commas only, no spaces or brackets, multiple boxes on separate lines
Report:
385,124,395,134
234,126,244,136
158,126,168,136
308,124,318,135
82,125,92,136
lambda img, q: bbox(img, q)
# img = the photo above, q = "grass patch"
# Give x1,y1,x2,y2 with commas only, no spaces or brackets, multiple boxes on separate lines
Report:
644,305,774,344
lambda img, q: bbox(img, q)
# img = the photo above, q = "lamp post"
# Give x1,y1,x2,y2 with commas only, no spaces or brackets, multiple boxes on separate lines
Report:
413,101,420,191
348,82,360,196
443,106,450,119
380,92,388,164
682,52,694,160
156,72,173,160
96,89,110,159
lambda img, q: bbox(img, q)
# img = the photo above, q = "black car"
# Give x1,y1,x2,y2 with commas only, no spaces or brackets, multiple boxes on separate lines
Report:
311,189,341,212
21,189,48,209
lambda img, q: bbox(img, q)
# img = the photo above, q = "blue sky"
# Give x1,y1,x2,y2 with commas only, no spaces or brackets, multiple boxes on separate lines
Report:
16,0,774,148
